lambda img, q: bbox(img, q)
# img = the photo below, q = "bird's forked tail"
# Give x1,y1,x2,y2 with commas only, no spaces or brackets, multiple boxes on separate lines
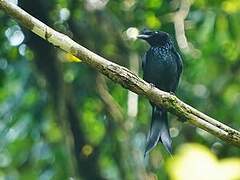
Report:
144,106,172,156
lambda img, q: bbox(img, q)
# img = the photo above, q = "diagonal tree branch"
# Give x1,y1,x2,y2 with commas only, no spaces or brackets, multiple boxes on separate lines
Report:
0,0,240,147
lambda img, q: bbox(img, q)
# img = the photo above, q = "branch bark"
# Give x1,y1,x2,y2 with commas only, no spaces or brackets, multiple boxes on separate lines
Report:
0,0,240,147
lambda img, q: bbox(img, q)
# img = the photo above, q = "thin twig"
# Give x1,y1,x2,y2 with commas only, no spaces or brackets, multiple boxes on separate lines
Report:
96,74,125,127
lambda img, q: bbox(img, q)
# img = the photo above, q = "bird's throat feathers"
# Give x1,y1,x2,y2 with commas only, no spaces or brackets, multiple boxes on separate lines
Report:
150,37,174,49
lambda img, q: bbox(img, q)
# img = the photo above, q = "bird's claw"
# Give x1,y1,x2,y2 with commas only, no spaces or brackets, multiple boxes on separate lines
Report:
149,83,155,88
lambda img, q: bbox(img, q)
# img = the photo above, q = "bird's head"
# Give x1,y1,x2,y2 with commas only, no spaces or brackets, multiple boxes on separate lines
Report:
137,29,172,47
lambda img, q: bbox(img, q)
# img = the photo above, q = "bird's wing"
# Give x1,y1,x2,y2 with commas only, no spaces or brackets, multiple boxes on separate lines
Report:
173,49,183,77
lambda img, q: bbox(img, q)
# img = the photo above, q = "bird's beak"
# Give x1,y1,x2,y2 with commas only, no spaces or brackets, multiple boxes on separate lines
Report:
137,34,150,39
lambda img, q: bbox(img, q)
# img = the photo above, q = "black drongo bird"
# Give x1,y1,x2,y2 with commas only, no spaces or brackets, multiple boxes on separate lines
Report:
137,30,183,155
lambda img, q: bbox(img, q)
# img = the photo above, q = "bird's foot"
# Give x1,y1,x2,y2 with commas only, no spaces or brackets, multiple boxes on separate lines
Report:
170,91,175,96
149,83,155,89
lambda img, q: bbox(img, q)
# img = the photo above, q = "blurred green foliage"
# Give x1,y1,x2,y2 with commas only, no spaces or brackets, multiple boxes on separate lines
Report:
0,0,240,179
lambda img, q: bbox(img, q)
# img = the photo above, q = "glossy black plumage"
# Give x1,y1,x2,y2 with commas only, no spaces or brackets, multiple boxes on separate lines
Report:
137,30,183,155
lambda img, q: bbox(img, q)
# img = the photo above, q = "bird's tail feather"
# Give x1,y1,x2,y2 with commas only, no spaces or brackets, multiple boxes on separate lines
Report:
144,106,172,156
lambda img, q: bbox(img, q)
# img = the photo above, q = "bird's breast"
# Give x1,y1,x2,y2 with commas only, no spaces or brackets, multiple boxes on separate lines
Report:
143,47,178,91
